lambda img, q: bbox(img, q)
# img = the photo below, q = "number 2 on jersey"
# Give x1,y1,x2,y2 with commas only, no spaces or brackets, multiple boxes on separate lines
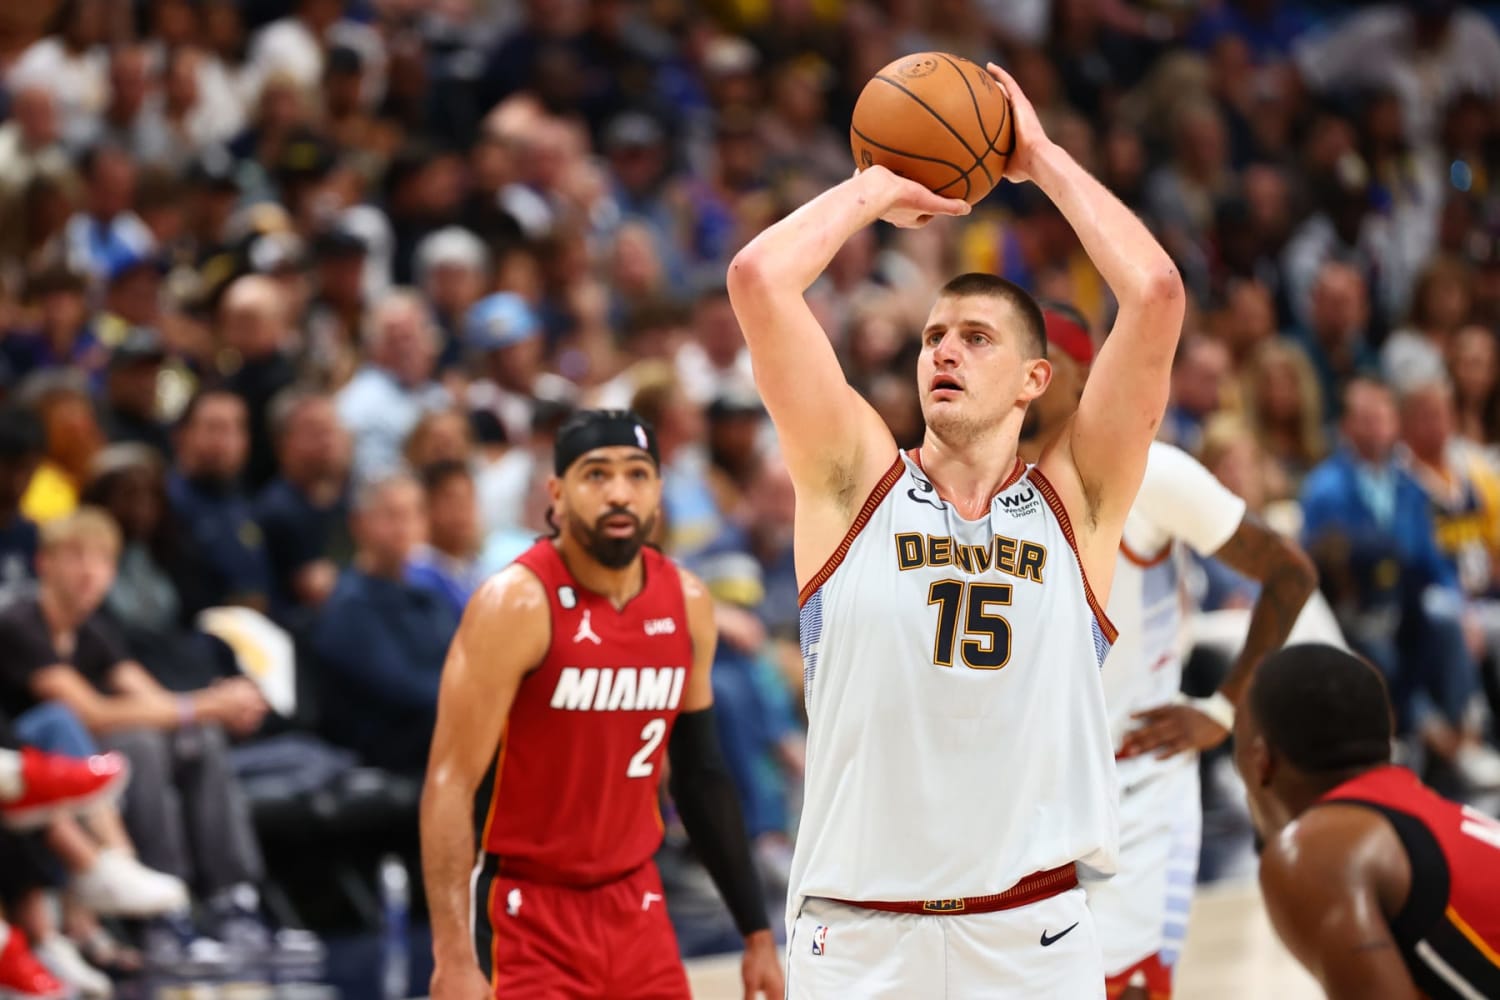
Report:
627,718,667,778
928,580,1013,669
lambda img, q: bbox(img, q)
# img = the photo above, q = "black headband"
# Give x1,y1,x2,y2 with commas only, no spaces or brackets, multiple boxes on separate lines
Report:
554,412,660,475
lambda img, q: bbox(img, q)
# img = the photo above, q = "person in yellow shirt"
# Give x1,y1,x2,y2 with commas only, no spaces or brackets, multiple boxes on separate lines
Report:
19,377,104,524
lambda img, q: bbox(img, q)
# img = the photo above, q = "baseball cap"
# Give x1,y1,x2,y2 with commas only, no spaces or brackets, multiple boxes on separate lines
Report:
707,387,765,422
109,327,167,370
465,293,541,353
415,227,488,282
103,246,168,286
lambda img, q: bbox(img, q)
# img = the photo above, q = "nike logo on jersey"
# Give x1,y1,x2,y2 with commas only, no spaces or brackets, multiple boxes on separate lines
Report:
643,617,677,636
550,667,687,712
573,609,602,645
894,531,1048,582
1040,922,1078,947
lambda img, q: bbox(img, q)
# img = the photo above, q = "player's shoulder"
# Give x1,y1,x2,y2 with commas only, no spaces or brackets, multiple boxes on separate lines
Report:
1263,803,1402,896
468,562,551,620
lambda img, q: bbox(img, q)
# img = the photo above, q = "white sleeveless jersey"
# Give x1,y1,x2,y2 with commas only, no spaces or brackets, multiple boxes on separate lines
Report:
789,451,1120,921
1102,443,1246,791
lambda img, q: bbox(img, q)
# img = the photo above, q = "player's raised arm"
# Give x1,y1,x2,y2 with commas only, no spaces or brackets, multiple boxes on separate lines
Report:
727,166,969,509
421,565,550,1000
990,63,1185,562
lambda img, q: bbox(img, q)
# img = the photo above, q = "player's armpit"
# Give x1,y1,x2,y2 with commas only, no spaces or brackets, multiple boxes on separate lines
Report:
1258,808,1420,1000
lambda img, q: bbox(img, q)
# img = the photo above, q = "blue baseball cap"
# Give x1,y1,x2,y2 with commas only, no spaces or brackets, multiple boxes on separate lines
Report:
465,293,541,353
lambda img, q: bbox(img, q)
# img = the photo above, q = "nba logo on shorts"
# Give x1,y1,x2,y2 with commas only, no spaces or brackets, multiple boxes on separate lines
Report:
811,925,828,956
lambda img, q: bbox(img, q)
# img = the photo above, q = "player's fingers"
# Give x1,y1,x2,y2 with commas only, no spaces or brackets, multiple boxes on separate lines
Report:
985,61,1019,92
1129,707,1176,725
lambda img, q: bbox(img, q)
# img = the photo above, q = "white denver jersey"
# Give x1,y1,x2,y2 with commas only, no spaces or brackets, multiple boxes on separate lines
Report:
789,451,1120,923
1102,443,1246,791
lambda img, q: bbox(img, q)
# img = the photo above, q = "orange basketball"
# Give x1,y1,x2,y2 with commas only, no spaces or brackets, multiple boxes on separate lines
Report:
850,52,1013,205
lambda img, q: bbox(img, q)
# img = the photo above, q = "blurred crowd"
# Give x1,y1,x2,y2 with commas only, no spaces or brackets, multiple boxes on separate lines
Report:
1,0,1500,995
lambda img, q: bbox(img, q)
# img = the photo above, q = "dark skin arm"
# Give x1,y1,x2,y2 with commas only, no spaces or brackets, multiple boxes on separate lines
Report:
1259,804,1420,1000
1121,514,1318,758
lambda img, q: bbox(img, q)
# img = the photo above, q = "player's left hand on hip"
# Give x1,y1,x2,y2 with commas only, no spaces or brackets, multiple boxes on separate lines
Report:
1119,704,1229,760
740,929,784,999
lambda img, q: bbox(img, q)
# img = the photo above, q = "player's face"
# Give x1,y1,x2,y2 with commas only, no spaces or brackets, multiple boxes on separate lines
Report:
552,447,661,570
1232,702,1280,838
918,295,1051,446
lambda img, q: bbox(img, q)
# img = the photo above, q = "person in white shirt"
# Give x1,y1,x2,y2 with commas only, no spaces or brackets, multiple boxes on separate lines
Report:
1022,306,1319,1000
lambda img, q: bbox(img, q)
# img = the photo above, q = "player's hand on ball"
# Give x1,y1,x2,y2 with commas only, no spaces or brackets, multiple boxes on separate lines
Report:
741,929,784,999
429,963,492,1000
983,62,1051,184
858,164,971,229
1119,703,1230,760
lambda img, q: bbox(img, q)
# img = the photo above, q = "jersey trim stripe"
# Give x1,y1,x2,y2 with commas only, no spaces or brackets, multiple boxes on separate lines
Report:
797,456,906,607
1120,539,1172,568
1447,905,1500,967
478,738,509,850
909,449,1026,497
1029,467,1120,643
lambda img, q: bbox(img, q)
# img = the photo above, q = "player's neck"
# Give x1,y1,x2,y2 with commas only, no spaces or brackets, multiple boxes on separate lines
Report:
1284,765,1381,818
553,536,646,610
917,431,1023,517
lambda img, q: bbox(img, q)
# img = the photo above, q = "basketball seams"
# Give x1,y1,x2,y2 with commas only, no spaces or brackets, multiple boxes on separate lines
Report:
874,73,994,189
936,53,991,148
851,124,971,200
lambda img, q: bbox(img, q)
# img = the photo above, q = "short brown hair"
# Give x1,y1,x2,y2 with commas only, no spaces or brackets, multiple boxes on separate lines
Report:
937,273,1047,358
39,506,122,558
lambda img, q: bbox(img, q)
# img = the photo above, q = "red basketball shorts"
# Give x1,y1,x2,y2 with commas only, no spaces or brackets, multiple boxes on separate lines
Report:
474,859,690,999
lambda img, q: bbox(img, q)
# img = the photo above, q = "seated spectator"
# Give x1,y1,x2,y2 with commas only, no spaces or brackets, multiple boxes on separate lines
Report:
1,267,98,383
406,460,483,619
0,407,43,591
312,473,455,773
402,408,473,472
336,288,451,482
96,327,170,456
1301,379,1500,788
464,292,576,447
17,374,104,525
167,389,273,612
1161,335,1232,456
218,275,300,491
1240,339,1328,494
0,509,271,953
254,390,353,623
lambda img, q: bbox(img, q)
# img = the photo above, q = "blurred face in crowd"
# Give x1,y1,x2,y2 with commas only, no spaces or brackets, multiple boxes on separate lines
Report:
611,224,664,298
848,310,905,377
107,266,161,326
406,411,471,469
317,251,366,309
13,85,57,148
41,393,104,482
90,148,137,220
1171,338,1230,418
1450,326,1498,406
108,46,152,122
203,0,243,59
1413,265,1471,334
373,297,438,387
1401,383,1455,461
107,357,163,419
65,0,108,50
280,396,348,485
39,287,87,339
221,276,287,361
918,293,1051,448
152,0,198,44
1257,353,1306,425
551,448,662,570
100,464,164,541
1342,381,1399,464
1310,263,1369,347
178,392,248,482
425,261,485,318
165,47,201,112
747,454,795,551
486,337,542,393
426,470,479,558
1208,433,1266,513
38,537,117,620
1221,281,1276,358
355,477,427,574
693,293,743,370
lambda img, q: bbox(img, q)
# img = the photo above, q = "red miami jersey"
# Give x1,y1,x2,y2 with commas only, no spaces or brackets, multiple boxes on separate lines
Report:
475,539,695,887
1319,766,1500,999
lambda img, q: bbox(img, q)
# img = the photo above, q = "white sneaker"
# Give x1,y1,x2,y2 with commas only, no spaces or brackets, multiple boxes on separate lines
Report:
1455,742,1500,790
71,850,190,918
33,936,111,999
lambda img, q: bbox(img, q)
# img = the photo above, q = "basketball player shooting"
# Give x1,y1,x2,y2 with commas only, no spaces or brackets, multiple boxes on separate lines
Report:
1236,643,1500,1000
728,63,1184,996
1019,305,1320,999
420,410,783,1000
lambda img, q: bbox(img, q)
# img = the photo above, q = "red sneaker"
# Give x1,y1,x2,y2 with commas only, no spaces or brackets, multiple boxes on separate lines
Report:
0,927,66,1000
0,749,130,831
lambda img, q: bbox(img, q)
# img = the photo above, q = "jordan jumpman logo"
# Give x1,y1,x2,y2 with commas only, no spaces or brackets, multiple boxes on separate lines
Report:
573,608,602,645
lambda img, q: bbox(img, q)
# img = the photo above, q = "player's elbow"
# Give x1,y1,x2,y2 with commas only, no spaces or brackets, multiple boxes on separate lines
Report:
727,246,773,299
1277,540,1319,598
1139,265,1184,311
